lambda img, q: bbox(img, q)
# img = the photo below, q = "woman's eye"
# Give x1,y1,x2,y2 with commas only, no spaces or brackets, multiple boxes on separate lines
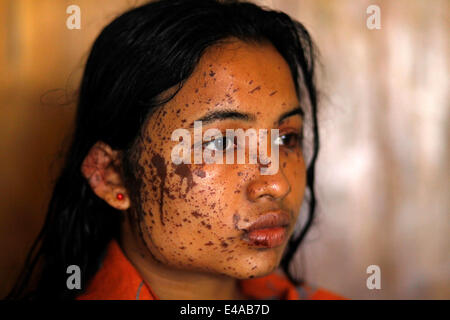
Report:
204,137,235,151
274,133,302,148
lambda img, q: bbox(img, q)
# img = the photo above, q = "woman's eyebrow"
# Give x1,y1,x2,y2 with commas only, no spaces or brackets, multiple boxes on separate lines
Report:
277,106,304,124
189,106,303,128
190,108,256,127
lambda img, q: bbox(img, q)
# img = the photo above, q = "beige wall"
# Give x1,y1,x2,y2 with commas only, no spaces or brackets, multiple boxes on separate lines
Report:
0,0,448,299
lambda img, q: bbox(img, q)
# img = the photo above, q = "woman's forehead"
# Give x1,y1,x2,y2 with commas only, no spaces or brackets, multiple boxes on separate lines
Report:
152,40,300,132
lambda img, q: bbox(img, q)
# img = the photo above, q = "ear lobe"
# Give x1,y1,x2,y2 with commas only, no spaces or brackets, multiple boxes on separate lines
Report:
81,141,130,210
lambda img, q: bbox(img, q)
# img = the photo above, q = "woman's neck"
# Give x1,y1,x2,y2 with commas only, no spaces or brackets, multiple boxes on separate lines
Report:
119,216,246,300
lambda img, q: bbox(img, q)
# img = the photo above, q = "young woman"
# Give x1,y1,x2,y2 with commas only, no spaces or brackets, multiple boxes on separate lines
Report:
8,0,343,300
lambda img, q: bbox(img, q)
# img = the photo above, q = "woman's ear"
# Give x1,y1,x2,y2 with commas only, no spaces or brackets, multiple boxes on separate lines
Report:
81,141,130,210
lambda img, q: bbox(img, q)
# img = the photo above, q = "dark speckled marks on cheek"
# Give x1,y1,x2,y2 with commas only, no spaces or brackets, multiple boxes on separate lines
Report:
173,163,197,197
191,210,205,218
194,168,206,178
233,212,240,230
151,154,167,225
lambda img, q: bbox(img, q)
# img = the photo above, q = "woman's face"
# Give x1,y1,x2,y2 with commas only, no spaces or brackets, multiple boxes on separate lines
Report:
131,40,306,279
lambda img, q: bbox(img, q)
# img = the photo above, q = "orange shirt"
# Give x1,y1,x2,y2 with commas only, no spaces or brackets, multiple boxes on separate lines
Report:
77,240,344,300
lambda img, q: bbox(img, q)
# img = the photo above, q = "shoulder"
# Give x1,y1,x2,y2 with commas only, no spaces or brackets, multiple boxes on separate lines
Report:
296,283,347,300
240,270,347,300
76,240,156,300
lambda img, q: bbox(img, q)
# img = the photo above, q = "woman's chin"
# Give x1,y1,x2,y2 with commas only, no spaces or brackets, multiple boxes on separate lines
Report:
217,258,281,280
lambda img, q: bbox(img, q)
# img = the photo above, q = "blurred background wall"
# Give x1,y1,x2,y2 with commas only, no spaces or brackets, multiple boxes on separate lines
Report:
0,0,448,299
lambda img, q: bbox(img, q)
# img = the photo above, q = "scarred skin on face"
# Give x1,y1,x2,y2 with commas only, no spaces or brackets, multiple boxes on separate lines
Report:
121,38,306,298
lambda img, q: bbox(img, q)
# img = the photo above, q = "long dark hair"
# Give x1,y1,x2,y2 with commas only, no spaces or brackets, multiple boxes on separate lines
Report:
7,0,320,300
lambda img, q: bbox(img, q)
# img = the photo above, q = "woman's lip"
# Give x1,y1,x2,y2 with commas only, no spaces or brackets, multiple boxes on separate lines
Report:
246,227,287,248
247,210,291,232
238,209,291,248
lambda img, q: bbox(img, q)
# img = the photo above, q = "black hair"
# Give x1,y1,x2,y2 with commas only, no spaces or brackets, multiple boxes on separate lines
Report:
7,0,320,300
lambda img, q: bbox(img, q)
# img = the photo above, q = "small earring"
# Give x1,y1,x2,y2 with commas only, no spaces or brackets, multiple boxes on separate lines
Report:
116,193,124,200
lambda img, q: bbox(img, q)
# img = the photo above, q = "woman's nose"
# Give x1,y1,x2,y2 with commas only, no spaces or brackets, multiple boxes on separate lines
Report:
246,166,291,202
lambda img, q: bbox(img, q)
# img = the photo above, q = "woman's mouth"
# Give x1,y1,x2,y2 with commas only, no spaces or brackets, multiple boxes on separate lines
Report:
247,227,287,248
241,210,290,248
